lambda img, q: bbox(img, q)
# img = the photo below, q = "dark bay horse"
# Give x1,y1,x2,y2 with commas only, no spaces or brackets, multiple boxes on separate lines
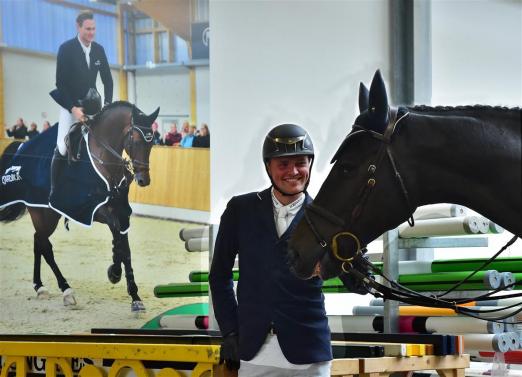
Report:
0,101,159,313
289,70,521,282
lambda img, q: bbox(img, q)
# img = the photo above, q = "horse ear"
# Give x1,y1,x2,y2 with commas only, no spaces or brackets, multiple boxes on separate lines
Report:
148,107,160,124
358,82,369,113
368,69,389,133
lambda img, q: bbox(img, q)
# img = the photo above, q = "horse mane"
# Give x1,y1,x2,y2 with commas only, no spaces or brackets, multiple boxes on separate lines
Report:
407,104,521,115
92,101,136,125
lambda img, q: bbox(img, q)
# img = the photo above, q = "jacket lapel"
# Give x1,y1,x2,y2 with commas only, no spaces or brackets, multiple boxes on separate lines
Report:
256,188,279,239
74,38,90,71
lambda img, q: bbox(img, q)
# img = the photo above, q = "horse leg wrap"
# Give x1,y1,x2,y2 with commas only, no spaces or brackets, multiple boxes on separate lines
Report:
108,237,125,284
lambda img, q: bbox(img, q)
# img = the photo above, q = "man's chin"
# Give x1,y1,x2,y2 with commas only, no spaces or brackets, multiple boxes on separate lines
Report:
281,184,306,194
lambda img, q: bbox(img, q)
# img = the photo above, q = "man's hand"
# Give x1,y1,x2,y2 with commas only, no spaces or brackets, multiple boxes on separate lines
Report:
219,332,240,370
71,106,86,122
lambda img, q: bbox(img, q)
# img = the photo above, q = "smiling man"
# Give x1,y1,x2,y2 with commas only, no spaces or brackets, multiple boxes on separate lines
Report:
209,124,332,376
49,10,113,199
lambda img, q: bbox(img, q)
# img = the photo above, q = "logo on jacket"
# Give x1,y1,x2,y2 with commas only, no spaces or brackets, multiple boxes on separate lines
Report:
94,60,101,66
2,166,22,185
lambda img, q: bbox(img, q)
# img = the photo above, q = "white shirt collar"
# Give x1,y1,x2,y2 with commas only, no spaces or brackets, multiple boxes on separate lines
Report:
77,36,92,53
271,188,305,237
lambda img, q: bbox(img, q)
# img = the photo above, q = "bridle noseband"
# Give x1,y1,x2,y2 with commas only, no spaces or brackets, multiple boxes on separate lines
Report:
304,107,414,269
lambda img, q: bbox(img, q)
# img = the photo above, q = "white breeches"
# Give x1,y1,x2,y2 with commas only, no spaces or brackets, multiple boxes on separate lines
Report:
57,107,76,156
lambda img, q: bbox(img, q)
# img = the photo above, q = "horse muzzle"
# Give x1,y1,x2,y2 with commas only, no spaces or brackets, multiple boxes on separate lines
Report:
134,172,150,187
288,243,327,280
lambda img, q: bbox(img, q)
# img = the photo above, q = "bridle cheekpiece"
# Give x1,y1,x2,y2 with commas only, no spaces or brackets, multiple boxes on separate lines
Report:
303,107,413,270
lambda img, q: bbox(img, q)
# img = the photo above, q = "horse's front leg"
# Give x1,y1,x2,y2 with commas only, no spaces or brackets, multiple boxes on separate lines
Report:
108,235,123,284
111,230,145,313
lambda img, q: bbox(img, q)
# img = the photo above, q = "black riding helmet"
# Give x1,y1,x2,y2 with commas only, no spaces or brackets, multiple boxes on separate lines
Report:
262,123,315,196
79,88,102,116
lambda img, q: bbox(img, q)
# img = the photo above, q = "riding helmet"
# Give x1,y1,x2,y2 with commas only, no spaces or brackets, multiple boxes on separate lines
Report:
262,123,314,162
79,88,102,116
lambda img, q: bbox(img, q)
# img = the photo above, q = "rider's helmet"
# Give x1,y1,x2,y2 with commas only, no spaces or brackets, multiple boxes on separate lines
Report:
79,88,102,116
262,123,315,195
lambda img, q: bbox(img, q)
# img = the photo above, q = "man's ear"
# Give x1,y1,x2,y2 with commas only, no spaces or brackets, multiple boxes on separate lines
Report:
265,160,273,176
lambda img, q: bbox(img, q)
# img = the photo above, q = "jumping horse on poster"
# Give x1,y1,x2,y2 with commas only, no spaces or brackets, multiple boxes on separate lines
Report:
288,70,521,320
0,101,159,313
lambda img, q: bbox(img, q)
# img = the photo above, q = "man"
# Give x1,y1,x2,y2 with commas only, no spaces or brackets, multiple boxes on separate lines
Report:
49,10,113,195
164,122,182,146
209,124,332,376
7,118,28,139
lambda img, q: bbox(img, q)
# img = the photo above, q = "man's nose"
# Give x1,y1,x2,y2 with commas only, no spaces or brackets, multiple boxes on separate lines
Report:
289,164,299,174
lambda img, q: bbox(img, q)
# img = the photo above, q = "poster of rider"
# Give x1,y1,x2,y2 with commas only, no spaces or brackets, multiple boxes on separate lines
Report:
0,0,521,341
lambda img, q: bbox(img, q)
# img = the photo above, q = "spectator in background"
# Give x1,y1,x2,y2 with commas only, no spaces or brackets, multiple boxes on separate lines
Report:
151,121,163,145
7,118,28,139
180,125,197,148
42,121,52,132
193,123,210,148
164,122,182,146
27,122,40,140
180,121,190,138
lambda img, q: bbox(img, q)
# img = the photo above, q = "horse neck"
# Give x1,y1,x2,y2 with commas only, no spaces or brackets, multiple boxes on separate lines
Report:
398,108,521,236
90,107,131,178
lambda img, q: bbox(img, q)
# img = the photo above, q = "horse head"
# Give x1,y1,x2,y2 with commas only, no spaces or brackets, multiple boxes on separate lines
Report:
125,106,160,186
288,70,416,281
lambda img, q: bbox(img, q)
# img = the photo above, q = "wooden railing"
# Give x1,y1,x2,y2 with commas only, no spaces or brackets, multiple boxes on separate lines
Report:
128,146,210,211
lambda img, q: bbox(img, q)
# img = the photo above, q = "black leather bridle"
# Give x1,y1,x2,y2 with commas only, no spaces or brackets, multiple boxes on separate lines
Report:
84,114,153,175
300,107,522,323
123,121,154,173
303,107,414,271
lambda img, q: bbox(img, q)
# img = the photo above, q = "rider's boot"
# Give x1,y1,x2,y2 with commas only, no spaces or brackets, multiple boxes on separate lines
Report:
49,148,67,200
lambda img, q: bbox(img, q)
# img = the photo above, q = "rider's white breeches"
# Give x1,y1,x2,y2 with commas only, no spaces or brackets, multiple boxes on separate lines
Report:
57,107,75,156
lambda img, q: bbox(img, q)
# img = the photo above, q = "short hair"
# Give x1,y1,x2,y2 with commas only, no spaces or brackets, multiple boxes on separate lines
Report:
76,10,94,26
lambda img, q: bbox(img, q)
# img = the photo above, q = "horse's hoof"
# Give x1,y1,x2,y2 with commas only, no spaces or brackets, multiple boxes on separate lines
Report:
131,300,146,314
107,264,122,284
36,286,50,300
63,288,77,306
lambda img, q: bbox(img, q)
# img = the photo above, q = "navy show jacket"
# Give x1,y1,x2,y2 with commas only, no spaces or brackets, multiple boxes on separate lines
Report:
209,188,332,364
50,37,113,111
